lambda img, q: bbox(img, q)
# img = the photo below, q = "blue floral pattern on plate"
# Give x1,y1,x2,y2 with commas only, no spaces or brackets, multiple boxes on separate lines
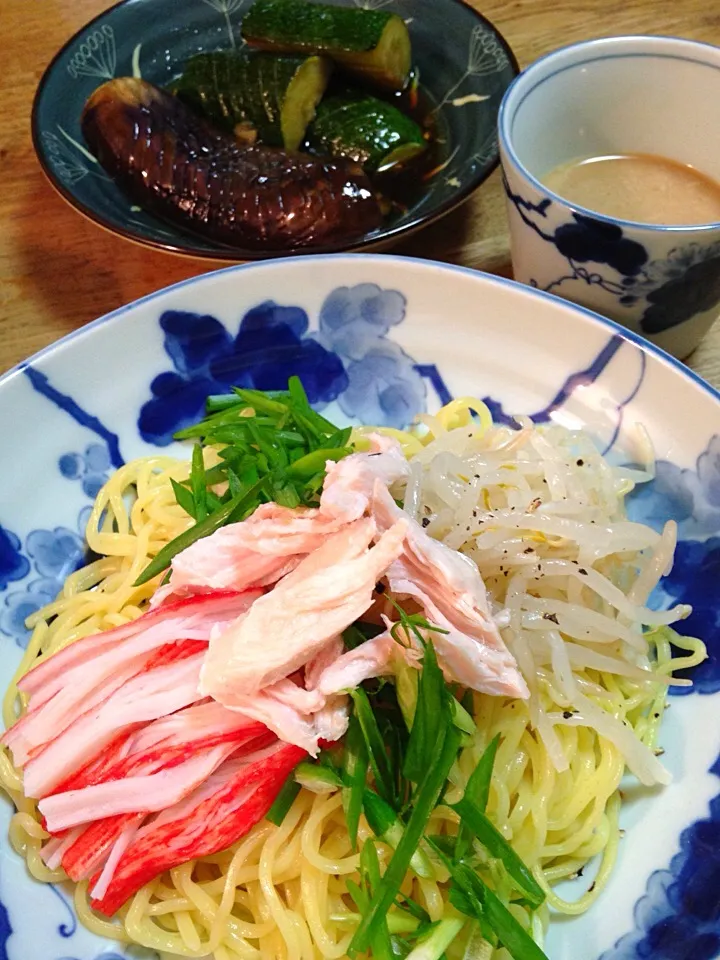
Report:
0,512,90,649
601,759,720,960
58,443,112,500
628,435,720,695
138,284,429,444
0,527,30,591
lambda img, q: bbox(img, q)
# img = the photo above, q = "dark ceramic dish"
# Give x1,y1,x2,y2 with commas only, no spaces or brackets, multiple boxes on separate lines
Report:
31,0,519,260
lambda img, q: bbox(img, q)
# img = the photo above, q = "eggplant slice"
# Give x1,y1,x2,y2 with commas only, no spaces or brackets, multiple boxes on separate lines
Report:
81,77,383,250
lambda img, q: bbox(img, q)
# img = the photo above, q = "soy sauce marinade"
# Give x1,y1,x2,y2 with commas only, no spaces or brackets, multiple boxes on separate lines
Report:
382,77,450,217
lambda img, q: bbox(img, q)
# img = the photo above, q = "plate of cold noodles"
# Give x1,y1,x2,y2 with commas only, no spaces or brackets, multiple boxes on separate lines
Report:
0,255,718,960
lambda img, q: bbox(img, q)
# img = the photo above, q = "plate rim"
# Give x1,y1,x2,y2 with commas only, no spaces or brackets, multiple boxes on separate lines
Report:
3,253,719,411
30,0,521,261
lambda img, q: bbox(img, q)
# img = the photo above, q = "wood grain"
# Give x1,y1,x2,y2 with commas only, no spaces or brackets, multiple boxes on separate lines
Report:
1,0,720,387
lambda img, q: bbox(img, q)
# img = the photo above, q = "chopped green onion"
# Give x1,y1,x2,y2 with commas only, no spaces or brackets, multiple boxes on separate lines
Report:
405,916,465,960
457,865,547,960
135,379,353,585
266,775,301,826
190,443,207,523
342,712,369,851
170,478,196,519
363,790,434,879
204,394,248,412
451,797,545,908
349,688,396,807
396,894,431,925
361,837,383,891
358,841,394,960
426,834,457,860
287,447,351,479
294,762,343,794
331,911,420,935
134,477,264,586
450,696,476,739
455,735,500,862
349,721,462,955
403,640,445,784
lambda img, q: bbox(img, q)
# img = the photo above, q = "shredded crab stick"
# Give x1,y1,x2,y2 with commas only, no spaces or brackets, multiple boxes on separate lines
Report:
49,709,273,879
23,648,209,798
4,590,261,765
89,741,306,916
40,747,235,832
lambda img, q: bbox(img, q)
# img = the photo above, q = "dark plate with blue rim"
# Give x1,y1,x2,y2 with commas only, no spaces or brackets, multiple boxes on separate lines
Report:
30,0,519,261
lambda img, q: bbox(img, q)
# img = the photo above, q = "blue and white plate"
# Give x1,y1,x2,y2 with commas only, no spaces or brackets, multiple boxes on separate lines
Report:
0,255,718,960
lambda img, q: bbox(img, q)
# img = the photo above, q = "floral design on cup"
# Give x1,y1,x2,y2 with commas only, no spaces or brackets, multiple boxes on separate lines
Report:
503,178,649,296
504,179,720,336
639,245,720,335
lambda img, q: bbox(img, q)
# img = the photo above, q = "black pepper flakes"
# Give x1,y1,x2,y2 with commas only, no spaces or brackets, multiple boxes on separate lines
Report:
421,517,431,528
524,547,534,554
578,568,588,575
562,710,573,719
543,612,560,624
375,581,386,594
577,458,584,466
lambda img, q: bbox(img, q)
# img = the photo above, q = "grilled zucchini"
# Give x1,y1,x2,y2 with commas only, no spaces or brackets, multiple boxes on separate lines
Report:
241,0,411,91
309,91,427,172
173,51,332,150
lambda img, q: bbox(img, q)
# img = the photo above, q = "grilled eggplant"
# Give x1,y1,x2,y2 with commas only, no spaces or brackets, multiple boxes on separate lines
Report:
81,77,383,251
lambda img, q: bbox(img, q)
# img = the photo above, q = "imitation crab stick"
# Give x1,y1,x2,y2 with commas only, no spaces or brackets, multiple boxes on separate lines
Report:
90,740,306,916
24,650,208,798
4,590,261,766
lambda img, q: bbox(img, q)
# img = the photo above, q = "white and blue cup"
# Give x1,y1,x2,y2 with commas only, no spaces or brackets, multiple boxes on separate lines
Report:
498,36,720,360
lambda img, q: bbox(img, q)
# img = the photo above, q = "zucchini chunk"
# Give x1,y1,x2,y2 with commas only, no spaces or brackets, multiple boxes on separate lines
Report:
242,0,411,91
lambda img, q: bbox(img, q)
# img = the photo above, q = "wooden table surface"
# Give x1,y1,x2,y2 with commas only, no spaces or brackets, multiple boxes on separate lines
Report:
2,0,720,386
